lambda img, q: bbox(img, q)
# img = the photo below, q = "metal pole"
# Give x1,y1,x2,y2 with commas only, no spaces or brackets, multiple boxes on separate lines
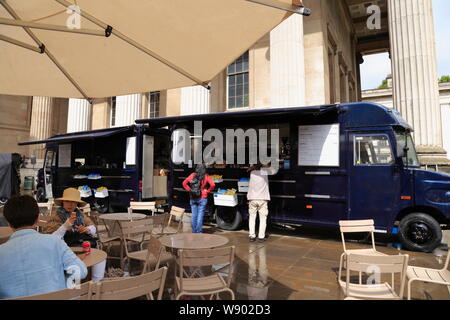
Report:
0,17,106,37
0,34,43,53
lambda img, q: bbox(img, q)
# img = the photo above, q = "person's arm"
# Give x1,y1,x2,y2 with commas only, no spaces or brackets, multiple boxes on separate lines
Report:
60,239,88,281
52,219,73,238
182,173,195,191
205,175,215,193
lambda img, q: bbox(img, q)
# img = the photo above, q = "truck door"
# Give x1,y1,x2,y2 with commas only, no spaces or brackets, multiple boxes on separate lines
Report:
141,133,170,200
348,132,401,230
43,149,56,199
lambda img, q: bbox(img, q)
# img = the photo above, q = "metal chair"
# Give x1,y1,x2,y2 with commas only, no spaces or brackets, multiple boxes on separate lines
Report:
9,281,93,300
119,219,154,270
338,220,387,282
91,267,168,300
36,214,52,233
125,235,174,274
148,213,170,237
407,242,450,300
175,246,236,300
163,206,186,235
129,201,156,216
339,253,409,300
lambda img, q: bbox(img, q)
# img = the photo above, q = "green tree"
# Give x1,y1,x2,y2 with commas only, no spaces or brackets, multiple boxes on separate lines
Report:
378,79,388,89
439,75,450,83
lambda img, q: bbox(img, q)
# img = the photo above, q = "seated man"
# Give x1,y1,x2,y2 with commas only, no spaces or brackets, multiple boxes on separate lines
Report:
0,195,87,299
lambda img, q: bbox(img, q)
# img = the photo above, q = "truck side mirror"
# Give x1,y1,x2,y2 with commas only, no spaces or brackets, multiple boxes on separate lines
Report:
397,140,406,158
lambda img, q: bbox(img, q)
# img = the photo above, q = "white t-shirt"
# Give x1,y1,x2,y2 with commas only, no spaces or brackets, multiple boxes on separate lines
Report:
247,170,271,201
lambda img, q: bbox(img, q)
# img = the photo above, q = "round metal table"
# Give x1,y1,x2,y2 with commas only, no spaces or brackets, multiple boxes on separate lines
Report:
0,226,13,244
71,247,107,267
97,213,147,221
159,233,229,250
97,213,147,237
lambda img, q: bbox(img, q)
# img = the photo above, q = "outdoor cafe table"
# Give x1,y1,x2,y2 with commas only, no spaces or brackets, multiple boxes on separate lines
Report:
0,226,13,245
71,247,107,268
159,233,229,250
160,233,230,287
97,212,147,237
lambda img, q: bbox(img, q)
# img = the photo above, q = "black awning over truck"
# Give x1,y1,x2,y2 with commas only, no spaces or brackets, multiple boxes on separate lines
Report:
18,126,134,146
136,105,339,128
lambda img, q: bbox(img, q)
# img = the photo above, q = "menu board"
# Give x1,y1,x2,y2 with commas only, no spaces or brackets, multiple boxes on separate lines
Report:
298,124,340,167
58,144,71,168
126,137,137,165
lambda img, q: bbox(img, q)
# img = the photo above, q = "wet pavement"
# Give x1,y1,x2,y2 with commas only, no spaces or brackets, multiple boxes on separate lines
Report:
2,205,449,300
194,223,450,300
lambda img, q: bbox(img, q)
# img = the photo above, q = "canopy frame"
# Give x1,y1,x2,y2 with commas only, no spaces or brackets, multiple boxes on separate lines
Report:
0,0,91,101
53,0,212,90
245,0,311,16
0,33,43,53
0,17,108,37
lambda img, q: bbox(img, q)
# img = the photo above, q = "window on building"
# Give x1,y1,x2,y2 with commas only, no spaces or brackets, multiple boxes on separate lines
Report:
227,51,249,109
110,96,117,127
354,135,394,166
328,48,336,103
149,91,160,118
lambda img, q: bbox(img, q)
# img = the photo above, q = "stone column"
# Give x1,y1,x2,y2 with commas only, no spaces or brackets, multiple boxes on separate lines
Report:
180,86,210,115
115,94,142,126
388,0,445,160
67,98,92,133
29,96,53,158
270,14,305,107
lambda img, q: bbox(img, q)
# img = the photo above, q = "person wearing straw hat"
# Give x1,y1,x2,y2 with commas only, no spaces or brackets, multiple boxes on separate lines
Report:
43,188,106,282
43,188,97,245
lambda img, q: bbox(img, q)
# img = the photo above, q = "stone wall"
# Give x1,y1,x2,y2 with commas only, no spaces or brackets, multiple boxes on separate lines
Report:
0,95,33,156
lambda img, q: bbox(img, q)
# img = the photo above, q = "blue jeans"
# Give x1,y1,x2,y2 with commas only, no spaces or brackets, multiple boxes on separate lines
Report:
190,198,208,233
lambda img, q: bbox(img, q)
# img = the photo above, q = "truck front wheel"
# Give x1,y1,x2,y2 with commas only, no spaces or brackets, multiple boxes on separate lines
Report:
215,206,242,231
398,213,442,252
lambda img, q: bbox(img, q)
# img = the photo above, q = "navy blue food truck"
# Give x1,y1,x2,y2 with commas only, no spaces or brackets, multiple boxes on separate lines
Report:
19,125,170,213
137,102,450,252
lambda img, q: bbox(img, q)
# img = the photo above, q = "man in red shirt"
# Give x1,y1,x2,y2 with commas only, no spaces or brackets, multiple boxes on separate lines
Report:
182,164,215,233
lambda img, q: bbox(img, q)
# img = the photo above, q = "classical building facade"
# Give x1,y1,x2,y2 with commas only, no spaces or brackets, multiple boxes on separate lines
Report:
0,0,447,166
363,80,450,163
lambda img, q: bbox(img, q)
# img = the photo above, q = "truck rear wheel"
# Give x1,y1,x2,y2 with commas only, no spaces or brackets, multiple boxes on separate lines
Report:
36,186,46,203
215,206,242,231
398,213,442,253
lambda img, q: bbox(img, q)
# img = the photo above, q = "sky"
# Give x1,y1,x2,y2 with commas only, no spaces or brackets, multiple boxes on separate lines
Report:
360,0,450,90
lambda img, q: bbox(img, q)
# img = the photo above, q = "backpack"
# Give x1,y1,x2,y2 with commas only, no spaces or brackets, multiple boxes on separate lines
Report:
189,174,203,198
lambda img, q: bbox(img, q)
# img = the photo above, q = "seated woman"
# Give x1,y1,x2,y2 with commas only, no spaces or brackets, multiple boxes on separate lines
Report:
43,188,105,282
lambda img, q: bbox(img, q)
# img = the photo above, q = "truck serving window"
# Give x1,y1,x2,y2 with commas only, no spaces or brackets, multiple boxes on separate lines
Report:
354,135,394,166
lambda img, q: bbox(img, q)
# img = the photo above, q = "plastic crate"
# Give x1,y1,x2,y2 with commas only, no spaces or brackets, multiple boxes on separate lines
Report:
213,194,238,207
